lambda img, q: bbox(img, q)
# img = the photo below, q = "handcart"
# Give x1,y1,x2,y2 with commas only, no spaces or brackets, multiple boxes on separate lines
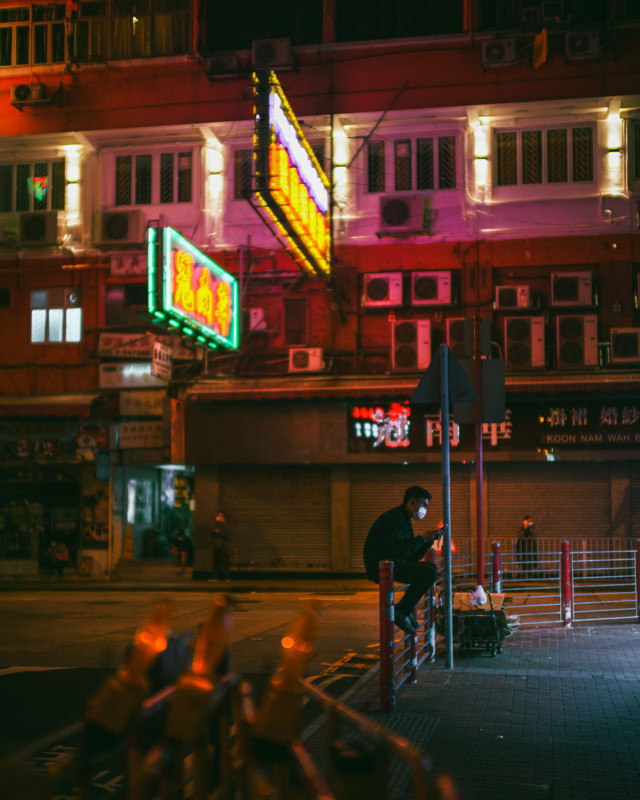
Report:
439,591,506,657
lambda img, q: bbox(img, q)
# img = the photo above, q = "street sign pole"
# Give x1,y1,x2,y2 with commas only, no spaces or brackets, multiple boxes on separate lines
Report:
440,345,454,670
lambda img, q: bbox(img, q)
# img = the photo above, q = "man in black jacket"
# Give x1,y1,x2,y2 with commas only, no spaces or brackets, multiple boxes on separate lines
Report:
363,485,445,634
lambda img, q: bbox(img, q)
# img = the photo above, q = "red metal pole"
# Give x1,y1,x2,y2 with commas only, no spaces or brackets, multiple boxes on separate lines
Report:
561,540,572,627
635,540,640,622
491,541,502,594
379,560,396,712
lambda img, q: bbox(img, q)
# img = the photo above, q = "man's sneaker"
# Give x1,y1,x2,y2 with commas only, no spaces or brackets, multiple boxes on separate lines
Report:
394,608,416,635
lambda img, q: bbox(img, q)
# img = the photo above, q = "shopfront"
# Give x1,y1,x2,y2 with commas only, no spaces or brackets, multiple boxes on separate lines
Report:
186,393,640,574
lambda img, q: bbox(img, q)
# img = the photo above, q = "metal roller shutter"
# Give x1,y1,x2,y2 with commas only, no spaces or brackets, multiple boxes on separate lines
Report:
219,466,331,570
487,462,611,545
348,464,472,571
631,463,640,539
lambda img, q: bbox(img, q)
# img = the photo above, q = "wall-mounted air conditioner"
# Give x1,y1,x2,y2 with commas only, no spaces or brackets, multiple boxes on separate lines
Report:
362,272,403,307
95,210,146,247
610,328,640,364
10,82,50,107
521,7,540,27
392,320,431,371
565,30,600,61
542,1,564,22
249,308,267,331
556,315,598,370
550,272,592,307
482,39,516,68
378,195,426,235
495,285,530,310
288,347,324,372
252,37,293,69
18,211,58,247
504,316,545,370
411,271,452,306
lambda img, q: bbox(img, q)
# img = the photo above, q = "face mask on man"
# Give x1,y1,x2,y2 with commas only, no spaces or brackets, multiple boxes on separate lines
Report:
412,502,428,521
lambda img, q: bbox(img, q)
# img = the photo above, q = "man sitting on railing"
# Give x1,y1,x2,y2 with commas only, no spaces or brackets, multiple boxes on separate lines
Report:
363,485,446,635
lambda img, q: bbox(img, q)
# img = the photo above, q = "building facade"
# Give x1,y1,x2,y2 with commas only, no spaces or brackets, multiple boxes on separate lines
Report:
1,1,639,576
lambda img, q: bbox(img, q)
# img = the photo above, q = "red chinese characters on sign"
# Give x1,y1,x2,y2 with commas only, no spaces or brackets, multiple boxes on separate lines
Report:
171,248,232,337
352,403,411,448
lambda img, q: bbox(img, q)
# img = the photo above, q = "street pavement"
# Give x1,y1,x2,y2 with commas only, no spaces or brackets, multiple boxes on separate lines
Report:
2,574,640,799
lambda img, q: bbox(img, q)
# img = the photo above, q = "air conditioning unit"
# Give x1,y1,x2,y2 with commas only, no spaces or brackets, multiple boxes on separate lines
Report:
95,210,146,247
495,285,530,310
550,272,592,307
379,195,426,234
482,39,516,68
10,82,50,107
205,54,241,78
542,1,564,22
288,347,324,372
521,7,540,27
411,271,452,306
610,328,640,364
252,37,293,69
565,30,600,61
392,320,431,371
18,211,58,247
556,315,598,370
504,316,545,370
362,272,403,307
446,318,468,360
249,308,267,331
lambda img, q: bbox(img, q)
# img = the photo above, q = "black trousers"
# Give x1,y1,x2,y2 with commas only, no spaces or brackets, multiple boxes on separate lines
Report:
369,559,438,614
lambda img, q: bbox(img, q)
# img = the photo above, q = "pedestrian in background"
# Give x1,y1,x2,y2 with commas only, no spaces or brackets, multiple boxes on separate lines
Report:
171,529,194,574
210,511,230,582
363,485,446,635
516,514,538,578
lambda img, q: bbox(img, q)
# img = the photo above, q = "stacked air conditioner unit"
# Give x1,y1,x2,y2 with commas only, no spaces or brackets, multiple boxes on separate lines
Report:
504,316,545,370
95,210,146,247
556,315,598,370
19,211,58,247
362,272,403,307
495,285,530,310
446,318,468,360
378,195,427,235
482,39,516,68
391,320,431,371
411,271,451,305
610,329,640,365
252,38,293,69
565,30,600,61
550,272,592,307
288,347,324,372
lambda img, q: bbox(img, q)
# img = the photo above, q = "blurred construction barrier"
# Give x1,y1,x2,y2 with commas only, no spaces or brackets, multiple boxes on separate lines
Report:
1,596,457,800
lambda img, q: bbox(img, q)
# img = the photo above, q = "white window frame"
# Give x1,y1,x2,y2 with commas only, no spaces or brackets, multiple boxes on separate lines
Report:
366,132,459,194
30,289,82,345
107,146,197,208
0,158,66,213
0,2,66,68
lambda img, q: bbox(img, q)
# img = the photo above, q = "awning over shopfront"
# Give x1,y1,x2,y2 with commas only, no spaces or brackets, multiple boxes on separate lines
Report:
0,394,99,418
185,369,640,402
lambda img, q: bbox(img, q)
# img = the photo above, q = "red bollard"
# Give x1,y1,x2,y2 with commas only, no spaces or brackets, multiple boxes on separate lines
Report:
635,540,640,623
379,560,396,712
561,540,572,627
491,541,502,594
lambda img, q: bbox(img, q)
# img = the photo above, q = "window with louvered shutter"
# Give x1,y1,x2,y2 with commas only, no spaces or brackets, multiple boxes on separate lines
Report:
51,160,65,209
0,165,11,212
547,129,568,183
438,136,456,189
135,154,152,205
394,140,412,191
160,153,174,204
367,141,385,193
416,138,434,190
495,131,517,186
233,150,253,200
572,127,593,182
522,130,542,184
177,152,192,203
115,156,132,206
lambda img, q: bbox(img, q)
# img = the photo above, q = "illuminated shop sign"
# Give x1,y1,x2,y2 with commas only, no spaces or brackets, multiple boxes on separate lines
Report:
253,70,331,277
147,226,239,351
351,403,412,449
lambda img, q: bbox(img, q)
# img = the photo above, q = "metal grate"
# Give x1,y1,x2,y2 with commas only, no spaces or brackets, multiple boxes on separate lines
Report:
522,130,542,184
367,141,385,193
547,129,568,183
160,152,173,204
135,154,152,204
233,150,253,200
572,126,593,182
0,165,12,212
416,138,434,190
438,136,456,189
16,163,29,211
495,131,517,186
51,159,65,210
115,155,132,206
177,151,192,203
394,139,412,191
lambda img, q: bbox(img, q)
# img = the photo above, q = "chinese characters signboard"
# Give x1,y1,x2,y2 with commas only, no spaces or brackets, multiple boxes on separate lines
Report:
147,227,239,351
253,70,331,277
347,398,640,455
